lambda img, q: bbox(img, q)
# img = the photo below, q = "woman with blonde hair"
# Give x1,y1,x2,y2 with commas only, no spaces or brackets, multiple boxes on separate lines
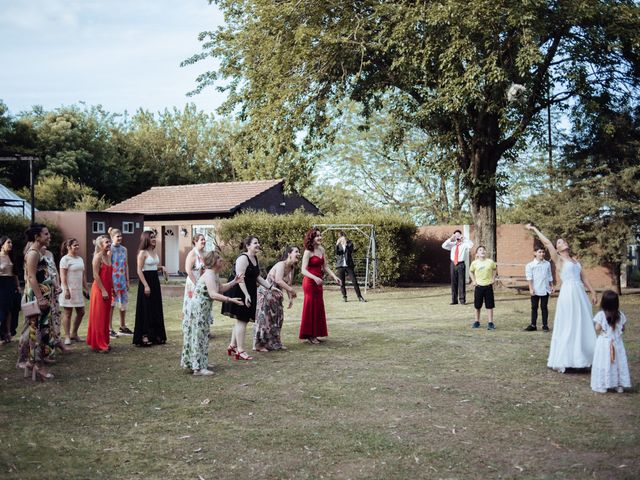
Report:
59,238,88,345
109,227,132,337
181,250,243,375
87,235,113,353
133,230,167,346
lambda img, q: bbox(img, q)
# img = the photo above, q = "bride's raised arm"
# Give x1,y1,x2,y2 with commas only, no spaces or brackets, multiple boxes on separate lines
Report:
525,224,558,263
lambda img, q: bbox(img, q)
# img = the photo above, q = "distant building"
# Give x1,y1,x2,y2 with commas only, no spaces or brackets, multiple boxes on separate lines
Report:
106,179,319,275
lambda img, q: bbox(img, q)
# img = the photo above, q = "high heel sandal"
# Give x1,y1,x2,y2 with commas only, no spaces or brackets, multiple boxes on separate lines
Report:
235,350,253,361
31,365,54,382
227,345,237,356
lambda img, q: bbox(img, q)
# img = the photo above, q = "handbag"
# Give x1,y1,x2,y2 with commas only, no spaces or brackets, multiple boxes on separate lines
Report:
21,299,40,317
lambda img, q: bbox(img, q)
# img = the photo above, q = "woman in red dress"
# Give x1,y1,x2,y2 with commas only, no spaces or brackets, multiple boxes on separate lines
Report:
299,228,341,344
87,235,113,353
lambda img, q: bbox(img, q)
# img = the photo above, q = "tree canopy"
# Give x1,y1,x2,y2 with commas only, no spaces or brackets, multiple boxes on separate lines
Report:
185,0,640,258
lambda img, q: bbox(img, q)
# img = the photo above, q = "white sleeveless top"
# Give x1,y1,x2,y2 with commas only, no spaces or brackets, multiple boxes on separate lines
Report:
142,253,159,271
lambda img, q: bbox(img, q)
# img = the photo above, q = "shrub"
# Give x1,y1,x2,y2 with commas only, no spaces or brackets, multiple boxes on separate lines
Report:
217,210,416,285
0,213,63,281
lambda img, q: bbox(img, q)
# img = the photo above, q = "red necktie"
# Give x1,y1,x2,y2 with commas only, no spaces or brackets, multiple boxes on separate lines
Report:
453,243,459,265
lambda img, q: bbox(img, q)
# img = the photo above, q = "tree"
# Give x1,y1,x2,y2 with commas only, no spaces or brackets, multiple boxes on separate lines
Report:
512,99,640,293
184,0,640,258
316,101,468,224
17,174,108,211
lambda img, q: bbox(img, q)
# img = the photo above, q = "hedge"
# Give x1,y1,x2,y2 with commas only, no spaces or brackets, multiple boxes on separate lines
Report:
217,210,416,285
0,213,63,282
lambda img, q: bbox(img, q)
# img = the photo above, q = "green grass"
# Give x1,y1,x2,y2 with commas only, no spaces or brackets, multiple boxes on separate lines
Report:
0,286,638,479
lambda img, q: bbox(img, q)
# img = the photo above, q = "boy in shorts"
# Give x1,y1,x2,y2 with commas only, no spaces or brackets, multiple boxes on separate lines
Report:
469,246,497,330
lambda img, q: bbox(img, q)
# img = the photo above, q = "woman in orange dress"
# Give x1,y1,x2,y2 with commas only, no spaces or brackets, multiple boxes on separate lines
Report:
299,228,341,344
87,235,113,353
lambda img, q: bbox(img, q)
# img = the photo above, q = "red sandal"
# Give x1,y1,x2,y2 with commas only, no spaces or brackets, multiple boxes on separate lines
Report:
227,345,237,356
235,350,253,361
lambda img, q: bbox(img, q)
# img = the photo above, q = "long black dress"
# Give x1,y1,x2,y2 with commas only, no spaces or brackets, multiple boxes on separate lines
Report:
133,255,167,345
221,253,260,322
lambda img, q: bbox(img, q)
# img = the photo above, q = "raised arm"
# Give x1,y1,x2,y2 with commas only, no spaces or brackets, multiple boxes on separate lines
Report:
525,224,557,262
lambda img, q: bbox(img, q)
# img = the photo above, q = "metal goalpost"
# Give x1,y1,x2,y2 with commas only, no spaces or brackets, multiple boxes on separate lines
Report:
312,224,377,292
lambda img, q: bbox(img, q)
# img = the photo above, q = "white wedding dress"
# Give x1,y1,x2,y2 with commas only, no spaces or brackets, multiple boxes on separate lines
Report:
547,260,596,372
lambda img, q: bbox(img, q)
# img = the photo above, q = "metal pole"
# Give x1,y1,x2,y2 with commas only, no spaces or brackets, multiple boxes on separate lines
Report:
29,157,35,223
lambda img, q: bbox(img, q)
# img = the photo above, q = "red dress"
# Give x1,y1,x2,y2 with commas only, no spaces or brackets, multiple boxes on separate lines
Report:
87,263,113,351
299,255,328,339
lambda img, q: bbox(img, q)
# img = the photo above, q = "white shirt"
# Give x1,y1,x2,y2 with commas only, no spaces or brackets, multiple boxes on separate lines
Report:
525,259,553,296
441,238,473,264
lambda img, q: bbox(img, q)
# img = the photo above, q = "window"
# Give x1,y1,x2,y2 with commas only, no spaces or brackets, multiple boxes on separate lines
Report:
122,221,134,234
92,221,105,234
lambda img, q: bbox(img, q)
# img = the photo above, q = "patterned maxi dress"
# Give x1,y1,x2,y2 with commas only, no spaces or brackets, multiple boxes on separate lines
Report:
42,251,63,354
253,274,285,350
181,275,214,371
182,248,208,321
18,250,54,365
111,244,128,311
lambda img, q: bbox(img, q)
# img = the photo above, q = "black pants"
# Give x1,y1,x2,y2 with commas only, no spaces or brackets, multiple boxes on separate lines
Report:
530,294,549,327
337,267,362,299
450,261,466,304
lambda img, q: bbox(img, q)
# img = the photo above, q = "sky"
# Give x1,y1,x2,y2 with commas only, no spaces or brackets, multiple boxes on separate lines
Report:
0,0,227,116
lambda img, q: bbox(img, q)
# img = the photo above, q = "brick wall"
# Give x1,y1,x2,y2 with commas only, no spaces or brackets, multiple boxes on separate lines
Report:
417,224,615,290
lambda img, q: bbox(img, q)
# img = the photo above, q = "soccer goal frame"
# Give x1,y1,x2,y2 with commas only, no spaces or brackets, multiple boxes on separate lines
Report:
312,224,377,292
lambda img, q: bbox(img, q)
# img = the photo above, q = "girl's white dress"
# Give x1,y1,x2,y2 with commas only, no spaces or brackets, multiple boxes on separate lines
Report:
591,311,631,392
547,261,596,372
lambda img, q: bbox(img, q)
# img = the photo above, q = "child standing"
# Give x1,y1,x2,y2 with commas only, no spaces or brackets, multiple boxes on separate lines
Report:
524,246,554,332
591,290,631,393
469,246,497,330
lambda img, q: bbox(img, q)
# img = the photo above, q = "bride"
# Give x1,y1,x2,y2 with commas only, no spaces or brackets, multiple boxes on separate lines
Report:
525,224,597,372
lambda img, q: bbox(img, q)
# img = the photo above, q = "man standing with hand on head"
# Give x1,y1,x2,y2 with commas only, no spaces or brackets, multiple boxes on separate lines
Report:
442,229,473,305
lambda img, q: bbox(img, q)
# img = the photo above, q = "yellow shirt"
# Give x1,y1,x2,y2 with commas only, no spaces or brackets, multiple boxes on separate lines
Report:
470,258,497,286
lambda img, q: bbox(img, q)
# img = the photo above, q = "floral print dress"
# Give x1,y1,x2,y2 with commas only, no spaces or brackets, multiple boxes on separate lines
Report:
181,275,214,371
182,249,207,321
18,250,55,364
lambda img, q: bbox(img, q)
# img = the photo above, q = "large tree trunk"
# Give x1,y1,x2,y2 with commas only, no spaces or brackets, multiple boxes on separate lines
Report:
470,188,497,262
611,262,622,295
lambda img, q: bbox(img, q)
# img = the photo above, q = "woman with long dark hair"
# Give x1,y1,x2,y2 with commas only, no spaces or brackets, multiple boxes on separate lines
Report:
18,224,55,380
221,236,271,360
133,230,166,346
59,238,88,345
299,228,341,344
0,236,20,343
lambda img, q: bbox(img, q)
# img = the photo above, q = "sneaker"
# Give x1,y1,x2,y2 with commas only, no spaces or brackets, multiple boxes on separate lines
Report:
119,326,133,335
472,321,480,328
109,329,119,339
487,322,496,330
542,325,550,332
524,325,537,331
616,386,624,393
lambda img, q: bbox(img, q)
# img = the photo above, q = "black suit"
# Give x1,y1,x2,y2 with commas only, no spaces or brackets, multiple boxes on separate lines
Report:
335,241,363,300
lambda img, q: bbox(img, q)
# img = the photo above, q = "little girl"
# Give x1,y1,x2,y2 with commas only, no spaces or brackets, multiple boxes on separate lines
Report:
591,290,631,393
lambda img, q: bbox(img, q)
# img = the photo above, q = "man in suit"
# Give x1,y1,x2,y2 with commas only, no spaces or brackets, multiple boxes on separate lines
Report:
335,232,366,302
442,229,473,305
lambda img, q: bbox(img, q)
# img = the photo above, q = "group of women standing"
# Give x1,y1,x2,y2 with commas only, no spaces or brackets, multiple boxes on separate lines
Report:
180,227,341,375
6,224,167,381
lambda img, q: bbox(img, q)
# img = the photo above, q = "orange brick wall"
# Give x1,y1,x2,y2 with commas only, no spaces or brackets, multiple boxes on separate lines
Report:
416,224,615,289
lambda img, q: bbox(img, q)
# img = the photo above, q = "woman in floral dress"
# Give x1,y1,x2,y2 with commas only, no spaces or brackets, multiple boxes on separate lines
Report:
253,246,300,351
182,233,207,321
181,250,243,376
41,244,66,356
18,224,55,380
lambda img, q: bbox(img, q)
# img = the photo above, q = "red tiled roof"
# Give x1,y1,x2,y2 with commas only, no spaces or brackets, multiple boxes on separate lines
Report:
106,179,283,215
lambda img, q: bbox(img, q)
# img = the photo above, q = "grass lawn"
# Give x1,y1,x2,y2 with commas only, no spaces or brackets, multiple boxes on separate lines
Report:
1,286,638,479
